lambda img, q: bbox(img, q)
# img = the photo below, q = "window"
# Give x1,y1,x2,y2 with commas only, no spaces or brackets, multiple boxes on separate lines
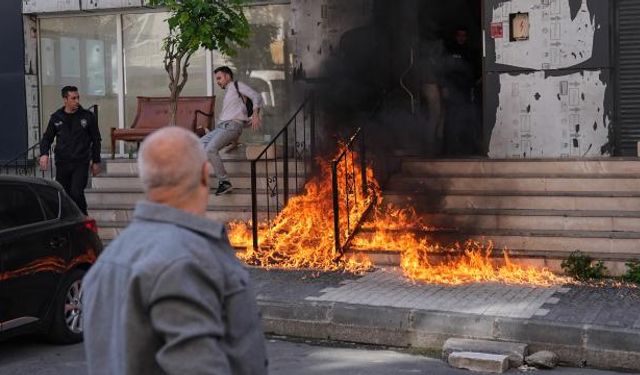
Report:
123,13,207,129
212,4,293,143
40,16,118,154
32,185,61,220
0,185,45,230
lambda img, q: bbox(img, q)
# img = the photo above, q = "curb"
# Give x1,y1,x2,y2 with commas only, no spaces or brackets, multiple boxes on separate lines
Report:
258,298,640,372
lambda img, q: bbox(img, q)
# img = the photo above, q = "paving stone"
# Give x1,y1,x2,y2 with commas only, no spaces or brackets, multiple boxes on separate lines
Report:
448,352,509,373
533,308,550,316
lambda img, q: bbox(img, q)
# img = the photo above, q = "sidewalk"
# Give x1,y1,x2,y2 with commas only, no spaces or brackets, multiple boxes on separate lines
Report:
250,267,640,372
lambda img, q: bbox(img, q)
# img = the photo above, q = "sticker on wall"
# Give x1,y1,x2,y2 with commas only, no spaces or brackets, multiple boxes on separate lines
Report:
491,0,596,70
489,70,609,158
491,22,504,39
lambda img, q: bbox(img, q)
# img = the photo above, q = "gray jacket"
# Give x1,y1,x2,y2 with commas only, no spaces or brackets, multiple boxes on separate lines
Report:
83,201,267,375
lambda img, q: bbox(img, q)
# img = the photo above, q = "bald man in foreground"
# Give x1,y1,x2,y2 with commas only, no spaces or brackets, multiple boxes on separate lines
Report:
82,127,267,375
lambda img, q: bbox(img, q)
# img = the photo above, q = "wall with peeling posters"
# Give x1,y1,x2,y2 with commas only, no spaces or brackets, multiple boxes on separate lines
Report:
484,0,612,158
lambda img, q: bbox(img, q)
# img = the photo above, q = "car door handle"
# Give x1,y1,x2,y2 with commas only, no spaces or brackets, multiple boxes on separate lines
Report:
49,237,67,249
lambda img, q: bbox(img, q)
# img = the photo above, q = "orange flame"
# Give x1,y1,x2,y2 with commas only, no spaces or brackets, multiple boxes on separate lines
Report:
229,145,374,272
229,146,568,286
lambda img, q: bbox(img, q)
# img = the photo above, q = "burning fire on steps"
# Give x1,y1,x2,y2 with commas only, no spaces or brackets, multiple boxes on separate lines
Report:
228,146,568,286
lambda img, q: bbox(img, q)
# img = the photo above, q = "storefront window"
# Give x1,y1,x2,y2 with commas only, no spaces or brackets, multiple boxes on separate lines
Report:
213,4,293,143
40,16,118,154
123,13,207,128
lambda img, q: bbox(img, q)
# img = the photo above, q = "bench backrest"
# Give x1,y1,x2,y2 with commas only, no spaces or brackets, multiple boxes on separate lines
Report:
131,96,215,131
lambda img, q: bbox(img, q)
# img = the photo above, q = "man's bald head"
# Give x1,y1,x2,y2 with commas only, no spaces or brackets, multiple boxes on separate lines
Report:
138,127,208,195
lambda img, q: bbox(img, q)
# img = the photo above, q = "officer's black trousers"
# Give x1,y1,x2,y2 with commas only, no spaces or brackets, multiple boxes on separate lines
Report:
56,161,89,215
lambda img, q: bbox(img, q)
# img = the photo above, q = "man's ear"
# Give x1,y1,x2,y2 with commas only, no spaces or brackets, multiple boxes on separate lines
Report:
201,162,211,187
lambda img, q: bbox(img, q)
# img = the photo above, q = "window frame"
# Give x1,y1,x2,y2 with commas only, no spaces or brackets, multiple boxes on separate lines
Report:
0,182,61,235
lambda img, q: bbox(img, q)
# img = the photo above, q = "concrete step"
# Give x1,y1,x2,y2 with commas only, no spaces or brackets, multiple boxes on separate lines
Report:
400,158,640,176
91,174,307,190
443,338,528,368
386,176,640,193
86,188,287,207
447,352,509,373
352,229,640,274
383,191,640,212
89,204,269,223
106,158,309,176
412,210,640,232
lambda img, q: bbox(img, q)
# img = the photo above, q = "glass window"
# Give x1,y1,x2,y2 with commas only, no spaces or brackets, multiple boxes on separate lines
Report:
0,185,45,230
123,13,207,131
40,16,118,154
212,4,293,143
32,185,61,220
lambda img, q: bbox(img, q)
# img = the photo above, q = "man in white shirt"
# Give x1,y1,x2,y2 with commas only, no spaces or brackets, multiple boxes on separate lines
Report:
201,66,264,195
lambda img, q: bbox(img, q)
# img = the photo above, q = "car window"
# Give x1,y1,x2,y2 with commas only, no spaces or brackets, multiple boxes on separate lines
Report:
0,184,46,231
60,191,82,218
31,184,61,220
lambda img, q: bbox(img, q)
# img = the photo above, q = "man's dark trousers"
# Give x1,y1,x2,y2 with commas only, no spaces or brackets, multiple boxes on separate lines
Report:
56,161,89,215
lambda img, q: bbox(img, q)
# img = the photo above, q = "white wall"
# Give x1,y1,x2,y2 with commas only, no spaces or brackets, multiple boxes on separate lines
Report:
489,70,610,158
487,0,609,158
491,0,595,70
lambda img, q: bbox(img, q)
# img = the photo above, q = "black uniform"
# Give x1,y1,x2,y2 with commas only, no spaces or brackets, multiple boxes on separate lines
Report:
40,106,101,215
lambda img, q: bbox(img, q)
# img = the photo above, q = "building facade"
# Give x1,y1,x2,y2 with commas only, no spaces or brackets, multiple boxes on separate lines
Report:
4,0,640,161
13,0,293,160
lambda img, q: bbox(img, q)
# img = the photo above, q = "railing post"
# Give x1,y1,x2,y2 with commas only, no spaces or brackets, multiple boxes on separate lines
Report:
283,127,289,205
332,160,341,255
309,95,316,162
251,161,259,252
360,128,367,197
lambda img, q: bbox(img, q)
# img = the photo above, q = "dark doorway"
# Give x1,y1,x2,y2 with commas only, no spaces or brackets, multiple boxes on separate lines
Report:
395,0,483,157
315,0,484,158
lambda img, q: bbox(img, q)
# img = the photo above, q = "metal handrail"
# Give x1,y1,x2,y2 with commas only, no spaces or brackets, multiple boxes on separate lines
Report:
330,92,388,256
0,104,99,179
250,95,315,251
331,126,373,255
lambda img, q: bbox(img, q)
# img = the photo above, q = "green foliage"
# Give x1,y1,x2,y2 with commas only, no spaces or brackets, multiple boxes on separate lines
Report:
561,251,607,280
147,0,250,122
149,0,250,57
622,259,640,283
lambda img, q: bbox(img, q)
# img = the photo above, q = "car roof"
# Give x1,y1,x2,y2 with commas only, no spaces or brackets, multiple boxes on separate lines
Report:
0,176,63,190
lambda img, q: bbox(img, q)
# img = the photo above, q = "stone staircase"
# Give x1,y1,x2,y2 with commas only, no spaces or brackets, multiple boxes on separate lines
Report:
90,148,307,244
363,158,640,274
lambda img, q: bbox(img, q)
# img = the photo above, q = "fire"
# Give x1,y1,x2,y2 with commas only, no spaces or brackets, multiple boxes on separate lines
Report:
228,146,568,286
228,146,374,272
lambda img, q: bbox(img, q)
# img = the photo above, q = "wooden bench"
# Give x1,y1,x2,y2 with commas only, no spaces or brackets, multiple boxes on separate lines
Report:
110,96,215,158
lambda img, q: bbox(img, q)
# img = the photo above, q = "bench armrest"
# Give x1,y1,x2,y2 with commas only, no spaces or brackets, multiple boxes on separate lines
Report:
194,110,214,131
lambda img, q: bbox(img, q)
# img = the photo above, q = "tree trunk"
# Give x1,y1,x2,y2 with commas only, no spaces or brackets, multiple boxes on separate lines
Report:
169,90,179,126
166,51,192,127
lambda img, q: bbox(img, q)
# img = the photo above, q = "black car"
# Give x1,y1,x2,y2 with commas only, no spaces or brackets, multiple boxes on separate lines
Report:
0,176,102,343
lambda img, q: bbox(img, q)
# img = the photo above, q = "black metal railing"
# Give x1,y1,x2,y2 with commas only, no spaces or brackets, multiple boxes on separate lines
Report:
331,127,376,256
0,105,99,179
330,92,388,256
250,96,316,251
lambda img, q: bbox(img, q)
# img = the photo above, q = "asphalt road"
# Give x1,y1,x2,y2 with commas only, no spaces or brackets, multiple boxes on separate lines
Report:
0,335,635,375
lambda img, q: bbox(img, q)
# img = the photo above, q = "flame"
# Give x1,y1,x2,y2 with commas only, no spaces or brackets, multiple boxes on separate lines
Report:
229,145,374,272
229,145,568,286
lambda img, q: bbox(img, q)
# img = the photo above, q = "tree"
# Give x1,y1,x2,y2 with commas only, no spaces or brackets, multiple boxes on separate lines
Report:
148,0,250,125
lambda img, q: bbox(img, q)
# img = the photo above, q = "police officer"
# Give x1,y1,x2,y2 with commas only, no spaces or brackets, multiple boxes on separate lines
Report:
39,86,102,215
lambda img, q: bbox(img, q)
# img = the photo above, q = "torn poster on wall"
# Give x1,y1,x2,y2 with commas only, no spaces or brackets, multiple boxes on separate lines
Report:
489,70,609,158
492,0,596,70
